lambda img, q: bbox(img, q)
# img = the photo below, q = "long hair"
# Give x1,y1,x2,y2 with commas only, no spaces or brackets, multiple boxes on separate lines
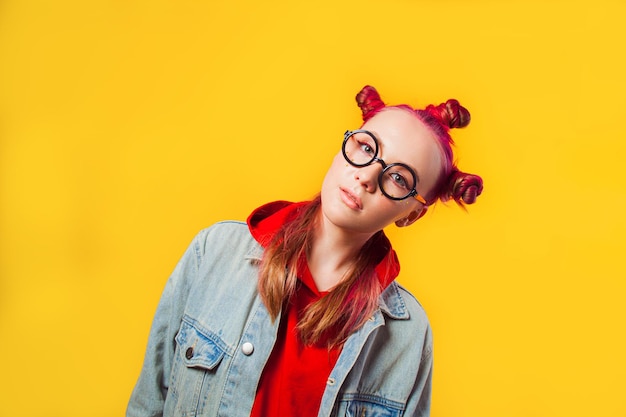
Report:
257,196,389,348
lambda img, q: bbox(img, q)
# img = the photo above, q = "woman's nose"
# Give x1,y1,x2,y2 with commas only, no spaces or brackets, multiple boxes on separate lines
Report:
354,163,382,193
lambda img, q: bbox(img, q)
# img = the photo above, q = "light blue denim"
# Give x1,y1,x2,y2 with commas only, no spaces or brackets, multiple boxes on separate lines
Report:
127,221,433,417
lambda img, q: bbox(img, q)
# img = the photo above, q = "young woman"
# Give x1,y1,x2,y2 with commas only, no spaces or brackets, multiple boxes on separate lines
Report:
127,85,483,417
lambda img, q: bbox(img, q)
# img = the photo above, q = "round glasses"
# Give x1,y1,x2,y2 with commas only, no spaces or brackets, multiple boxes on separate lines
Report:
342,130,427,204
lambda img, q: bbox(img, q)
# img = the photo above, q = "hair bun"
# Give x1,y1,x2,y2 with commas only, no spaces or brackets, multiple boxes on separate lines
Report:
447,170,483,206
426,99,471,129
356,85,386,122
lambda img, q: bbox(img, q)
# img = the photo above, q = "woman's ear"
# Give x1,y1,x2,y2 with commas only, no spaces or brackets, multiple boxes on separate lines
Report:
395,207,428,228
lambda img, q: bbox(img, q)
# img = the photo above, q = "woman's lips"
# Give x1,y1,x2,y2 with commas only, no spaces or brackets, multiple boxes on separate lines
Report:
340,187,362,210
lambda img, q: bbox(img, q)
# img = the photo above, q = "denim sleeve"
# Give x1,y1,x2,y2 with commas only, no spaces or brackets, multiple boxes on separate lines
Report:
405,325,434,417
126,231,205,417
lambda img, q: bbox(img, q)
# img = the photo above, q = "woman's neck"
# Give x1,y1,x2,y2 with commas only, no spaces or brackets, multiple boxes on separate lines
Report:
306,212,374,292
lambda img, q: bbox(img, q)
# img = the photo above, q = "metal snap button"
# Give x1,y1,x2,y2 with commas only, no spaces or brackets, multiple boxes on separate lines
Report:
185,347,194,360
241,342,254,355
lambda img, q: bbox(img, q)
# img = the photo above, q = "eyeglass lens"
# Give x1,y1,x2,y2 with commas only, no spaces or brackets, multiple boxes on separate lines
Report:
343,131,416,199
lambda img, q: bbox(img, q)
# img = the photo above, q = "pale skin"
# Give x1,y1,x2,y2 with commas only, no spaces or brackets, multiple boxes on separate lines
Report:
308,108,444,291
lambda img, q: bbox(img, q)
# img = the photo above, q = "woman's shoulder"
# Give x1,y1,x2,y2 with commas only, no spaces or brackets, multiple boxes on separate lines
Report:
380,282,431,330
380,282,433,358
191,220,262,259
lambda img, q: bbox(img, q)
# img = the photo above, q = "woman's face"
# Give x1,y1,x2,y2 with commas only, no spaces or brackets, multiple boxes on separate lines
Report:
320,108,443,236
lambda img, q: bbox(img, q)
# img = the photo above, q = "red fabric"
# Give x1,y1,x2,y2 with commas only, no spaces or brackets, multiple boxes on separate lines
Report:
247,201,400,417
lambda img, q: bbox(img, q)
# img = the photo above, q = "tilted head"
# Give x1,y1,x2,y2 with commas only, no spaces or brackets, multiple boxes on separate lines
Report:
355,85,483,207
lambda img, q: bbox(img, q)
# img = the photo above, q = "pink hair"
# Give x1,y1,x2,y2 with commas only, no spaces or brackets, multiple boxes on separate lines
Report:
356,85,483,206
258,196,386,347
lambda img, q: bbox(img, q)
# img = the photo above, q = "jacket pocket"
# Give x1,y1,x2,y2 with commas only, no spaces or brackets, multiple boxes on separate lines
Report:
338,394,405,417
168,315,230,416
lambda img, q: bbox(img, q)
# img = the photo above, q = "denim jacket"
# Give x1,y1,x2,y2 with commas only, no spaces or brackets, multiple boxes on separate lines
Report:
127,221,433,417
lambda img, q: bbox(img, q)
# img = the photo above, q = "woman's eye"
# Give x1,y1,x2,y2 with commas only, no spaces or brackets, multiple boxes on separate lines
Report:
390,172,409,189
358,141,375,155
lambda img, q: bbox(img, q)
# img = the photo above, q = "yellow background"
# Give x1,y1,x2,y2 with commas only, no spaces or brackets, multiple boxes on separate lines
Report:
1,0,625,416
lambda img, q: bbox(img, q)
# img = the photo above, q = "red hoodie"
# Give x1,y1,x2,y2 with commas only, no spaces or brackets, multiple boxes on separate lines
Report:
247,201,400,417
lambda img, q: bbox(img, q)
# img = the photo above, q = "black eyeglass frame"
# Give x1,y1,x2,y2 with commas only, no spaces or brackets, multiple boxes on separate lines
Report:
342,130,427,204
